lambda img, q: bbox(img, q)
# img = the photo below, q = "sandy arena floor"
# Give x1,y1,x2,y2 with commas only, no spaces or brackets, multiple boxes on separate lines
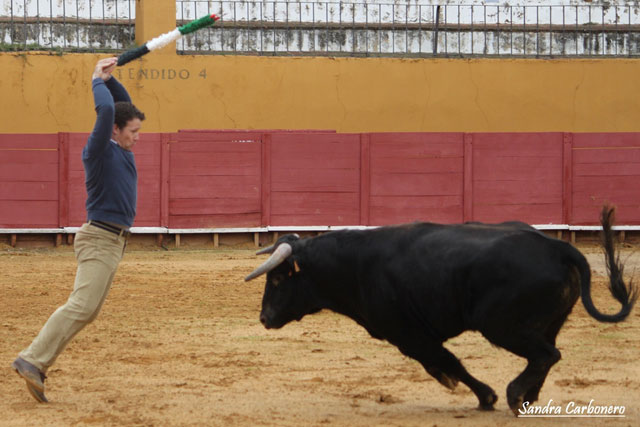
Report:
1,242,639,426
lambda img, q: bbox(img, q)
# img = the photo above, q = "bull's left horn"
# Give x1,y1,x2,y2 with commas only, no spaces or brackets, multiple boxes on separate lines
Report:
244,243,293,281
255,234,300,255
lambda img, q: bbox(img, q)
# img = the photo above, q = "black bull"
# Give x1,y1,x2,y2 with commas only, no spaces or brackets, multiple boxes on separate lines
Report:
244,206,637,414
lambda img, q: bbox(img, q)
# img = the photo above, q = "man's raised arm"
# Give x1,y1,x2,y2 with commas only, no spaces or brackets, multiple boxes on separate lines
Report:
86,58,118,157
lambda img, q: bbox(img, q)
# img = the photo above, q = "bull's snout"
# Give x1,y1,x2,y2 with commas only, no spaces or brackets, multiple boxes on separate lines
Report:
259,311,272,329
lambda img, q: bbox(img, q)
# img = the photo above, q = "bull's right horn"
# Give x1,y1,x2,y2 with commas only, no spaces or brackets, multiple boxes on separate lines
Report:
244,243,293,282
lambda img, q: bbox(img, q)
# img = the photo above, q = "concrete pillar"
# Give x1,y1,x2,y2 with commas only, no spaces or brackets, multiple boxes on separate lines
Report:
135,0,176,56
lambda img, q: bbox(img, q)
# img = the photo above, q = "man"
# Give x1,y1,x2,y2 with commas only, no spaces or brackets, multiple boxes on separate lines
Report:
12,57,145,403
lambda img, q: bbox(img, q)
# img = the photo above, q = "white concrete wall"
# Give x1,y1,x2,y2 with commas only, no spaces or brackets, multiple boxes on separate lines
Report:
2,1,640,55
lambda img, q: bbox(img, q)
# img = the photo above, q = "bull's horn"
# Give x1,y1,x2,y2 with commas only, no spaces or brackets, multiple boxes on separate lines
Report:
255,233,300,255
256,245,276,255
245,243,293,281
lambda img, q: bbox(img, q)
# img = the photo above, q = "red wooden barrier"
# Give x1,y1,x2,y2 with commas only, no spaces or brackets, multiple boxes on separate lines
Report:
368,133,464,225
2,131,640,230
63,132,163,227
571,133,640,225
269,133,361,226
0,134,59,227
471,133,564,224
170,131,262,228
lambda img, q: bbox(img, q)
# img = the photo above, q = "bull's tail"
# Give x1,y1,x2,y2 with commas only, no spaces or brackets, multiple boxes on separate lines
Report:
578,206,638,323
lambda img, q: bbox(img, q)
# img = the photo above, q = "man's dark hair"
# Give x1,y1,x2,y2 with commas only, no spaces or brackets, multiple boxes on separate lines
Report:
114,102,145,129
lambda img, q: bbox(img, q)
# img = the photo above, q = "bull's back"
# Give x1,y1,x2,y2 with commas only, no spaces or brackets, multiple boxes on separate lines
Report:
352,222,580,341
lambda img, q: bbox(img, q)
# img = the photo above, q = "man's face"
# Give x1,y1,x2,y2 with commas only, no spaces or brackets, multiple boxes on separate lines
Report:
112,118,142,151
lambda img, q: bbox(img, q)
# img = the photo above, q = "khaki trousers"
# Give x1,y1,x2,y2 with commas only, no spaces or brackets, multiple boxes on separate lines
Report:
19,223,127,372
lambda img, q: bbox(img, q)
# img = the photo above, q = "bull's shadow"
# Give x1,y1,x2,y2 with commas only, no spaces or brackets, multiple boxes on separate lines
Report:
245,206,637,415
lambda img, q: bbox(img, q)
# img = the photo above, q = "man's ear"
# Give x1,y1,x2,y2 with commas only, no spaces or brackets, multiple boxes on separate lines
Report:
112,124,119,138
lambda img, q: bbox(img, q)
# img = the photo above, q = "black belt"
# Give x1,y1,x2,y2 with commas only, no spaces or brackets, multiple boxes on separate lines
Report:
89,220,131,238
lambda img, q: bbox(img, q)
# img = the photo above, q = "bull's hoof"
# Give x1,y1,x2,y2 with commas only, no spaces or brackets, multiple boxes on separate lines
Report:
509,398,524,416
478,394,498,411
507,383,525,416
477,390,498,411
439,374,459,391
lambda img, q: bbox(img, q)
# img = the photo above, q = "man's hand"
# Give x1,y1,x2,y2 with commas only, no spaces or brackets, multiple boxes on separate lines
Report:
92,57,117,81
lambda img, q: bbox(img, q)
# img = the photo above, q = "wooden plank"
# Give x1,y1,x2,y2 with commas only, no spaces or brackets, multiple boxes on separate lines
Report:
174,132,262,144
271,168,360,193
0,201,59,227
270,192,360,217
0,163,58,181
370,202,463,225
371,173,463,197
0,151,58,164
170,151,260,176
572,176,640,195
0,134,58,149
472,133,563,156
472,156,561,181
0,182,58,200
369,132,464,147
169,213,261,228
370,194,462,209
572,190,640,206
170,198,261,215
371,140,463,159
572,148,640,164
473,180,562,205
572,162,640,177
371,157,462,174
170,175,261,199
270,213,360,227
271,134,360,170
472,203,562,224
572,133,640,148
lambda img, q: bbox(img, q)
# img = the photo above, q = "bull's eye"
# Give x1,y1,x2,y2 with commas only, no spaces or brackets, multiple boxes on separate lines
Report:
271,274,285,287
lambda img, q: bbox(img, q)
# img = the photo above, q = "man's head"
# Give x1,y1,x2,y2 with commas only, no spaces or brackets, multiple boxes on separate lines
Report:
112,102,145,151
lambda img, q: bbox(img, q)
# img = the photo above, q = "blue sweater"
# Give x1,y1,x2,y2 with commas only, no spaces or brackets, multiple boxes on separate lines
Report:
83,77,137,227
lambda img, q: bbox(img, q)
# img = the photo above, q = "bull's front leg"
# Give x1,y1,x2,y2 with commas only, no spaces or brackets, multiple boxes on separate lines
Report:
398,341,498,411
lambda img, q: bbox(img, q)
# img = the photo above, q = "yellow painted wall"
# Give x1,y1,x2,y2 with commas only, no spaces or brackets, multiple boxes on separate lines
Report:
1,51,639,133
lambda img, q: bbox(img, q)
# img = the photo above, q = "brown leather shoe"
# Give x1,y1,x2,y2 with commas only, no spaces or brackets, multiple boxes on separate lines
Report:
12,357,48,403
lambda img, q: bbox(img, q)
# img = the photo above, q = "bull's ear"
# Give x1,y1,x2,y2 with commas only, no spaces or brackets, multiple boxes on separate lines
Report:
294,259,301,273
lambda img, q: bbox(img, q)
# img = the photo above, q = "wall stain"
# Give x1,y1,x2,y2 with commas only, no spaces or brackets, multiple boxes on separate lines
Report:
420,62,432,131
467,61,490,130
572,65,586,129
334,71,347,129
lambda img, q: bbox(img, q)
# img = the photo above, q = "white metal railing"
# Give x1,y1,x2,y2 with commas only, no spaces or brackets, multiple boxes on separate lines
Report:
3,1,640,57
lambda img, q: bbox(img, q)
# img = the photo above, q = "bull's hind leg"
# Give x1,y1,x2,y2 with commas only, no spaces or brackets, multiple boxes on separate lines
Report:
399,342,498,410
521,310,572,405
485,331,561,415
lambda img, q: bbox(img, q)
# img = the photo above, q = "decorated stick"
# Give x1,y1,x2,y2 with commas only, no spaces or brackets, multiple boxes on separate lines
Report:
117,13,220,66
